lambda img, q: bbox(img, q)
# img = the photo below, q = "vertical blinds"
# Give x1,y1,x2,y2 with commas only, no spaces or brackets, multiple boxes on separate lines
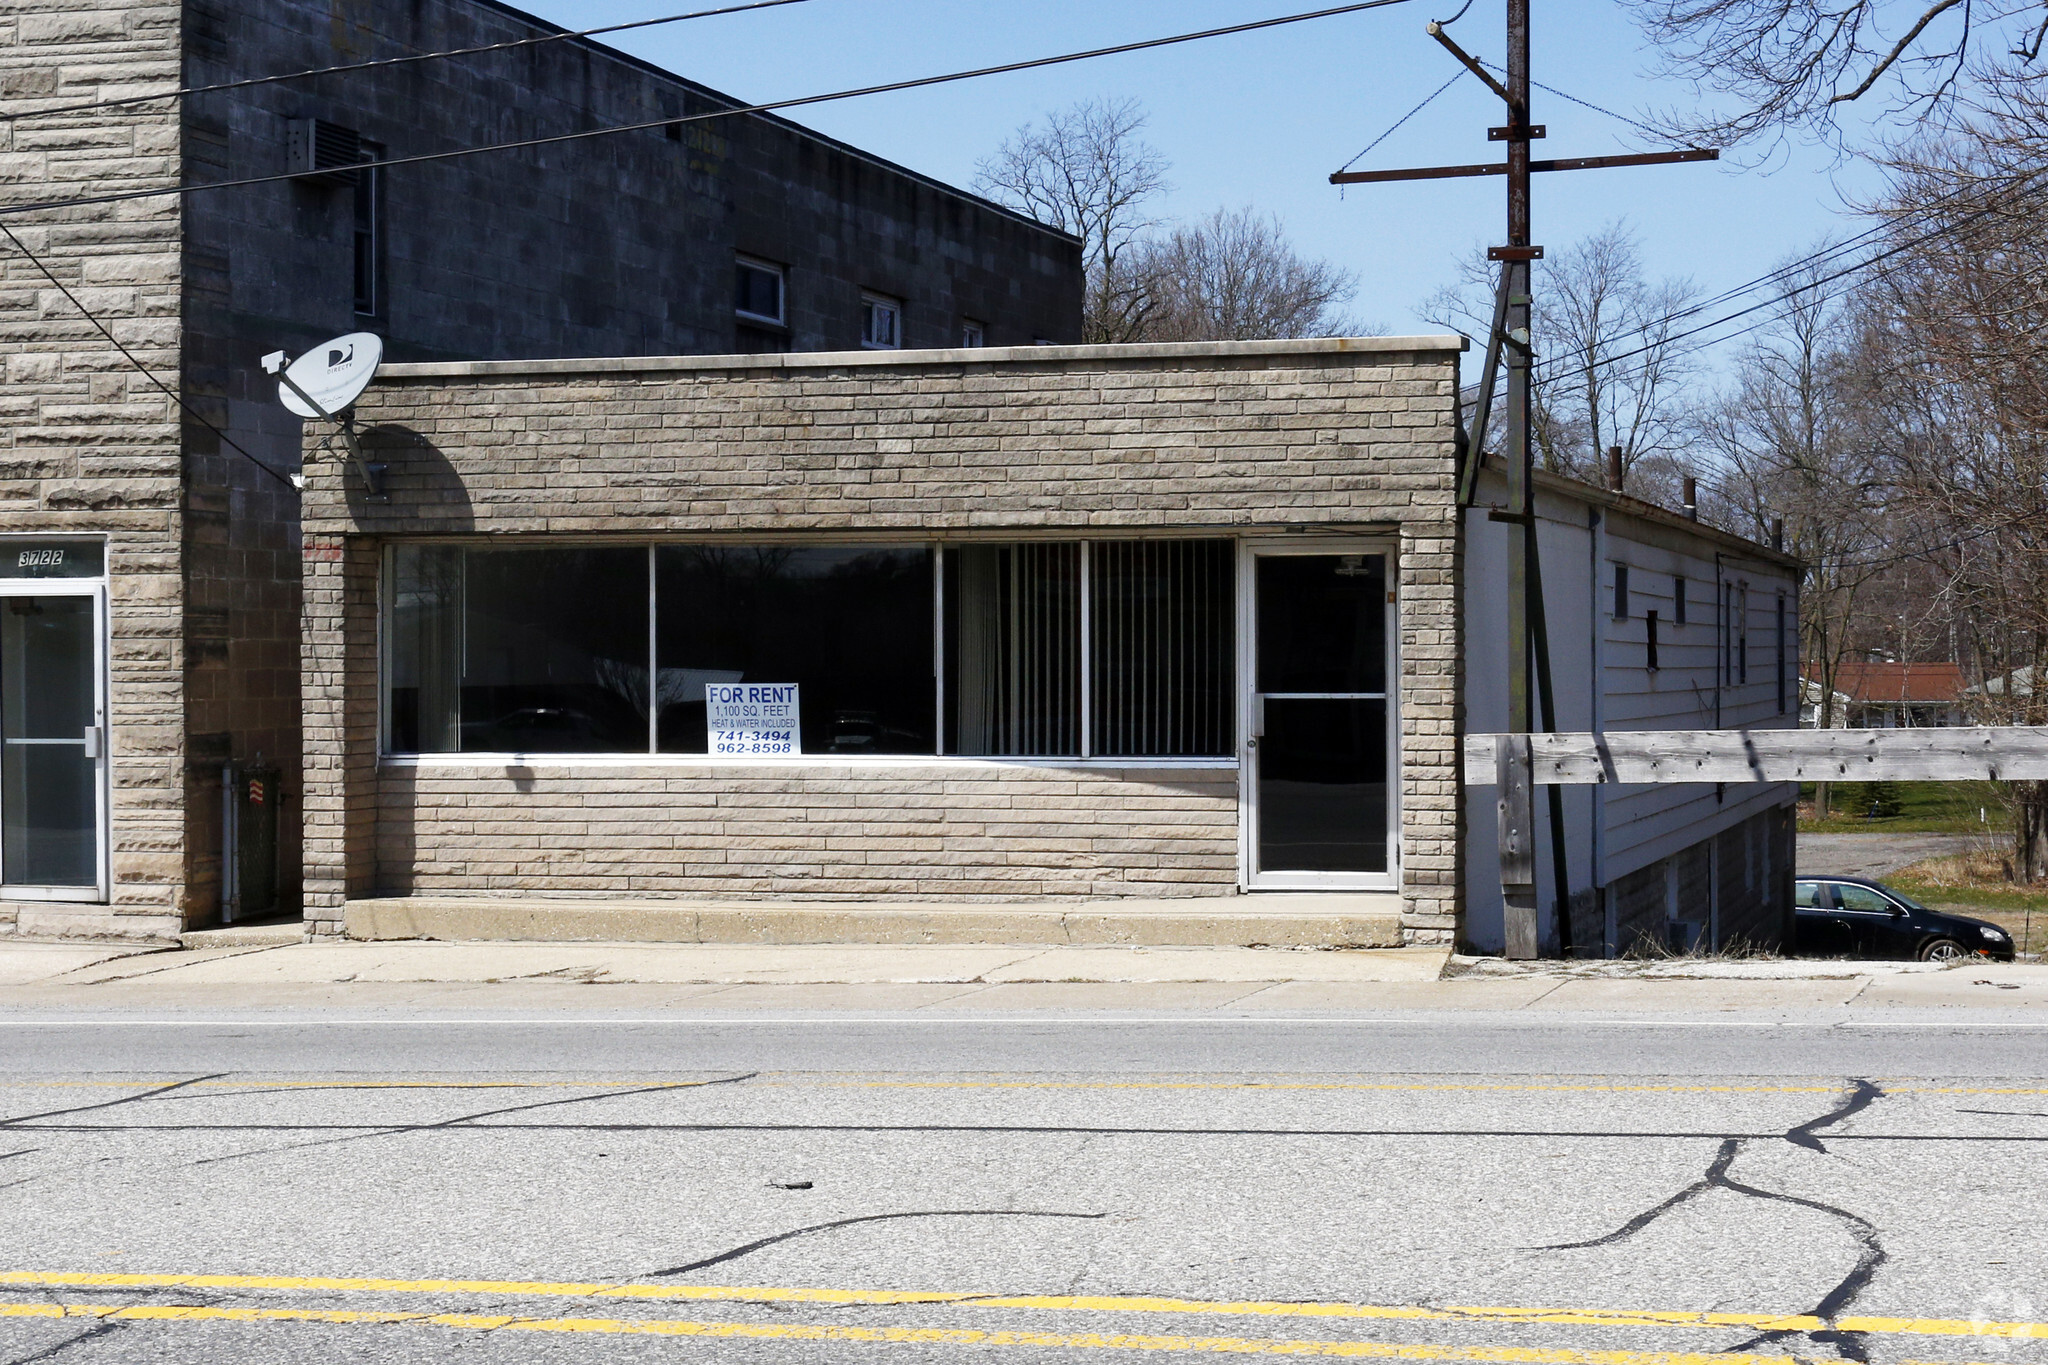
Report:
1090,539,1234,757
952,543,1082,756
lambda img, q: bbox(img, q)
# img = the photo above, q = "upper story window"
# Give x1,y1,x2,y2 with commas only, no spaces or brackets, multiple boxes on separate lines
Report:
1612,564,1630,620
353,141,382,317
736,257,785,326
960,320,985,348
1673,575,1686,625
861,293,901,349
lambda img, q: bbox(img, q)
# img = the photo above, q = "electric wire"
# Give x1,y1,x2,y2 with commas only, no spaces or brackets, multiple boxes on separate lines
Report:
1534,164,2048,391
0,0,818,124
1528,158,2048,389
0,222,295,489
0,0,1415,222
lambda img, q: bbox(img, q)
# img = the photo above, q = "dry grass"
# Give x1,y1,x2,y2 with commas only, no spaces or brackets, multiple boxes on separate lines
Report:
1888,836,2048,955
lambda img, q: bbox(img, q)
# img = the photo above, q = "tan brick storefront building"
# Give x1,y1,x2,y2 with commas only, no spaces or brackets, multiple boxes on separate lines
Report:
298,338,1469,945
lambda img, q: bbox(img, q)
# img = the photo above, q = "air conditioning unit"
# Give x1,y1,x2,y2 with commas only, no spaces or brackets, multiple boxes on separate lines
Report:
286,117,364,187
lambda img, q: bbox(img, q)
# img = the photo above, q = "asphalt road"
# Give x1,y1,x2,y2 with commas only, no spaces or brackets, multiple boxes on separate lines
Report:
1797,833,1980,879
1,1009,2044,1365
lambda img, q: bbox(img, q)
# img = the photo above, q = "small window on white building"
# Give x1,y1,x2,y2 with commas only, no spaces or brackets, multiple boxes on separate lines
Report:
861,293,901,349
1613,564,1629,620
960,320,985,348
1738,586,1749,683
1673,576,1686,625
736,257,785,326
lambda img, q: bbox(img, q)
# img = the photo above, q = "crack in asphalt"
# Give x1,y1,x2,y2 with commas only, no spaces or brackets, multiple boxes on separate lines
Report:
1786,1079,1882,1153
0,1075,226,1128
0,1148,35,1161
1535,1139,1738,1251
1531,1080,1890,1364
649,1210,1108,1277
189,1072,760,1167
0,1319,125,1365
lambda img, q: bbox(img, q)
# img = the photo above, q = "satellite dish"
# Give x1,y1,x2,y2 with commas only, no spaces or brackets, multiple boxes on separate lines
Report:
270,331,383,418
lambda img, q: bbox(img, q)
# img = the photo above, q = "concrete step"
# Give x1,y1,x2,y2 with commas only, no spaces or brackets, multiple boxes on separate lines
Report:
343,895,1404,949
180,919,306,949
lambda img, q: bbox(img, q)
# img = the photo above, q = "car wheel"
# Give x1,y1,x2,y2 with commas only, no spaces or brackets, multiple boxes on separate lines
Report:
1919,938,1968,964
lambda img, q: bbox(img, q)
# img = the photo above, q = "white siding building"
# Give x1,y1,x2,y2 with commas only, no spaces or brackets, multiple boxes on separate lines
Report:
1462,465,1801,956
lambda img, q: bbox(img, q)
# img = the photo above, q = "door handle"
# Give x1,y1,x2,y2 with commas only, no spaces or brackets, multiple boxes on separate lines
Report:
82,727,101,759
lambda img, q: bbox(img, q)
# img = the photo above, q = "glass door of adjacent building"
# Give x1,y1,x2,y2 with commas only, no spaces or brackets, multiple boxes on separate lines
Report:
1242,543,1395,890
0,554,108,901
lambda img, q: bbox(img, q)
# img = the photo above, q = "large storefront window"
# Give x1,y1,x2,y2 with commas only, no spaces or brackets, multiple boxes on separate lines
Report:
385,539,1238,760
388,546,649,753
657,546,935,754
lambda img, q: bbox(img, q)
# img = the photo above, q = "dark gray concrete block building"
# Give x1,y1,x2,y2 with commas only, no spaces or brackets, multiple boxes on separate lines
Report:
0,0,1080,939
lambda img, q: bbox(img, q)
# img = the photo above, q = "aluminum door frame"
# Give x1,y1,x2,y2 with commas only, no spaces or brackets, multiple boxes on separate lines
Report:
0,578,110,903
1237,537,1400,892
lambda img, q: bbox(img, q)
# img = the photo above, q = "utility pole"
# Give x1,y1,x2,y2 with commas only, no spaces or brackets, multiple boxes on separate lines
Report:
1499,0,1540,956
1331,7,1715,959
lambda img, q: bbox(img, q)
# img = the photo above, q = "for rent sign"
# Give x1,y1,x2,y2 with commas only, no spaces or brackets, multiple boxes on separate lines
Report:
705,683,801,756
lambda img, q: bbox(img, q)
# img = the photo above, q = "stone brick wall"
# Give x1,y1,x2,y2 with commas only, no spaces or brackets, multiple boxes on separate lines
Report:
375,764,1238,901
0,1,186,937
300,338,1466,938
175,0,1082,924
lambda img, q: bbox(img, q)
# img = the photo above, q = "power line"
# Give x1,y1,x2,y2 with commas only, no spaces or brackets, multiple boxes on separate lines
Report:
0,222,295,490
1,0,817,124
1530,160,2048,389
1548,165,2048,392
0,0,1414,223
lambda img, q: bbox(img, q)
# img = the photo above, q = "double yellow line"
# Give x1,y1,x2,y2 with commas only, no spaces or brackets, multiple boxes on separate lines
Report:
0,1302,1931,1362
3,1271,2044,1348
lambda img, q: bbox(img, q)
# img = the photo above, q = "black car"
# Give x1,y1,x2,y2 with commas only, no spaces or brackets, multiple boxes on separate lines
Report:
1794,876,2017,962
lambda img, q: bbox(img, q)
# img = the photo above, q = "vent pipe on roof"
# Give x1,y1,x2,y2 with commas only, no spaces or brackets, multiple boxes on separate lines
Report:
1682,476,1698,521
1606,445,1623,492
1771,516,1784,552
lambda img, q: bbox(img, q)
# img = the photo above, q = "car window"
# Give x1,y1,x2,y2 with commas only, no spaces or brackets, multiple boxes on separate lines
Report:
1836,884,1896,913
1794,880,1825,909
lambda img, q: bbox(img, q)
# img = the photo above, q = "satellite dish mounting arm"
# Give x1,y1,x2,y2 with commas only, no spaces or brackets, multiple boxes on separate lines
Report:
262,348,385,497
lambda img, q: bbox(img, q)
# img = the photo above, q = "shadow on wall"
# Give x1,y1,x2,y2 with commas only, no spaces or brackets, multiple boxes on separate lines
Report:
347,426,475,529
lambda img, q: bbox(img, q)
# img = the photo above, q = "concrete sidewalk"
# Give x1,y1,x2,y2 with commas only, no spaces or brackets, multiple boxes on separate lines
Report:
0,938,2042,1012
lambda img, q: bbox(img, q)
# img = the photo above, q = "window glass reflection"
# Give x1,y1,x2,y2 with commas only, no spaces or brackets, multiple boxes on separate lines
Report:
657,546,933,754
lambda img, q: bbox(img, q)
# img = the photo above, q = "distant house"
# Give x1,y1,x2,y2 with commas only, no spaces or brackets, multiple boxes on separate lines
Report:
1800,662,1968,728
1971,666,2039,701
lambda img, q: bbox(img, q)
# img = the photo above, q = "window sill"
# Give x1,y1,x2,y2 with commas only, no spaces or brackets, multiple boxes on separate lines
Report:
381,752,1239,770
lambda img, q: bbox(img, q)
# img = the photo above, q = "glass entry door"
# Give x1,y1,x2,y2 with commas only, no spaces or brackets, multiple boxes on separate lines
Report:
1243,545,1393,889
1,589,106,899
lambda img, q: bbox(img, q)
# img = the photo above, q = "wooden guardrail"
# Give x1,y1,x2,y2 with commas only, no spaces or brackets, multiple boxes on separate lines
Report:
1463,726,2048,785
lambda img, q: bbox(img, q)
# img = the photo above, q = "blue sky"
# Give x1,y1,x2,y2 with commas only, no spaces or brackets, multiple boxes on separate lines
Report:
520,0,1888,353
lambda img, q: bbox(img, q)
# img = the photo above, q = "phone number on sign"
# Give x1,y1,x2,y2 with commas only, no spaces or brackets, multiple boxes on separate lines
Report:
713,731,796,756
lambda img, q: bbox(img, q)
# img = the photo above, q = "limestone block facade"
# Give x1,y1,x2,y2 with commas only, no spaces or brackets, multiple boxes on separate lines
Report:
0,2,187,938
299,339,1470,943
1,0,1079,937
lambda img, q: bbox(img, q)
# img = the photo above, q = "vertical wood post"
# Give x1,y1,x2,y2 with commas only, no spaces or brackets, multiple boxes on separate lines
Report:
1497,733,1538,957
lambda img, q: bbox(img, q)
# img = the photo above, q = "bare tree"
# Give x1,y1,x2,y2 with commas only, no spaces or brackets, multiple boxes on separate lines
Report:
1697,252,1892,814
974,98,1171,343
1424,222,1700,494
1852,99,2048,877
1132,208,1368,342
1622,0,2048,151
